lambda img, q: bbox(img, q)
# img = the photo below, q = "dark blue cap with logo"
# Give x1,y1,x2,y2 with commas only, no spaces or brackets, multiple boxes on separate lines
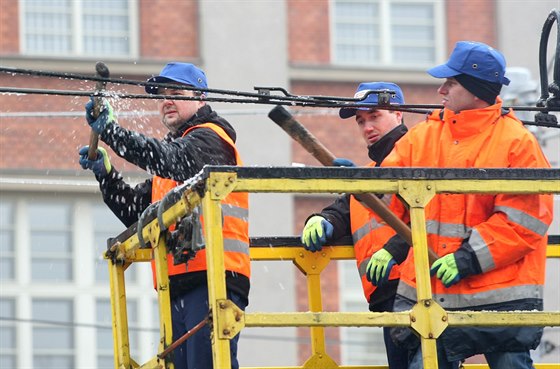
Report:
339,82,405,119
145,62,208,94
427,41,510,85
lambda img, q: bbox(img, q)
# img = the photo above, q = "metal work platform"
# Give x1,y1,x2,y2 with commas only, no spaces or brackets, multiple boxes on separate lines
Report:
104,166,560,369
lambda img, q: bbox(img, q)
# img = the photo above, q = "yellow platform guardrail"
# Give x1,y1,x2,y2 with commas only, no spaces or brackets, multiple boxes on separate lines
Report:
104,166,560,369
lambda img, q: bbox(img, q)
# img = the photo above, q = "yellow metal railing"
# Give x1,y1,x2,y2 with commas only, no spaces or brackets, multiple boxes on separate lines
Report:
105,166,560,369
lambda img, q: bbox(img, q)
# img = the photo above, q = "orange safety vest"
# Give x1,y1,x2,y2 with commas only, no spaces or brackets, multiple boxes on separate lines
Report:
151,123,250,286
350,163,401,302
383,100,553,309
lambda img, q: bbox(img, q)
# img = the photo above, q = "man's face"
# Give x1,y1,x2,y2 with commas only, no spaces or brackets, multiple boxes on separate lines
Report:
437,78,480,113
157,88,205,133
355,109,402,146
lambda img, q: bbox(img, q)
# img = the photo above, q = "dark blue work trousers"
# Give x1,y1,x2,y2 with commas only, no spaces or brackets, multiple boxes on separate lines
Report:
374,298,409,369
170,284,247,369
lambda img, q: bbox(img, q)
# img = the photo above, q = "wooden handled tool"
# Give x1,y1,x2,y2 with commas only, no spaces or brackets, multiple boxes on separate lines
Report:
88,62,110,160
268,105,438,264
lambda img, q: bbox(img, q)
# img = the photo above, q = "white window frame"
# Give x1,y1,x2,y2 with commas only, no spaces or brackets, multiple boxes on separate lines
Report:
329,0,446,69
19,0,139,59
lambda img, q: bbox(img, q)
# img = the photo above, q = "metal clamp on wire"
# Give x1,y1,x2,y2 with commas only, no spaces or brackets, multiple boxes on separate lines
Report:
136,201,160,249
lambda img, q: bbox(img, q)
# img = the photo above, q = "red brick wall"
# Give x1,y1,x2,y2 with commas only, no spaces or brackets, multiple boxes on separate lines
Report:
288,0,331,64
0,0,19,54
139,0,199,60
0,74,160,172
446,0,497,49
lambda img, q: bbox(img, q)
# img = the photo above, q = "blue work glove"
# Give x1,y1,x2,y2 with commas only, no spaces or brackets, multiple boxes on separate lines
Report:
332,158,356,167
85,97,116,134
78,146,112,177
430,253,461,288
366,249,397,286
301,215,334,252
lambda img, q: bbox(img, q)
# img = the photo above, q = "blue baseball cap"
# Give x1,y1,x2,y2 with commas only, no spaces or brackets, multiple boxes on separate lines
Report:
427,41,510,85
145,62,208,94
339,82,405,119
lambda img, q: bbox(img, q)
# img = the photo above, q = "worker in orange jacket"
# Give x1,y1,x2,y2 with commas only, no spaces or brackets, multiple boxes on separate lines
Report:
79,62,250,369
302,82,409,369
369,41,553,369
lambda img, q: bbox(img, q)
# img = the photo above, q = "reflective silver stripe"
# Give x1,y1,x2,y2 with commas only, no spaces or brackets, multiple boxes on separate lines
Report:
398,282,543,309
469,229,495,272
358,258,370,277
352,218,383,244
495,205,548,236
426,220,471,238
223,238,250,255
222,204,249,222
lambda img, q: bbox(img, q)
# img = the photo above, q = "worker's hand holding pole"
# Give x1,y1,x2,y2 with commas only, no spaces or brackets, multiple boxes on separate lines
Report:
87,62,110,160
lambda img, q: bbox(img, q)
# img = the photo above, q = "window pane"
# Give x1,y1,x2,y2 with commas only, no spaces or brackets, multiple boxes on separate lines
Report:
33,355,74,369
335,1,378,18
33,327,73,349
0,201,12,227
82,0,131,56
0,326,15,349
33,299,72,322
29,203,72,281
0,201,14,280
0,259,14,280
0,231,13,253
31,259,72,281
0,356,16,369
97,356,114,369
28,204,69,227
0,299,16,350
31,232,71,253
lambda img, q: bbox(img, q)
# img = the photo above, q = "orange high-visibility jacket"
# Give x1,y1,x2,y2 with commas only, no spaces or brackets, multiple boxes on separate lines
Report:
383,101,553,309
350,163,402,302
151,123,250,285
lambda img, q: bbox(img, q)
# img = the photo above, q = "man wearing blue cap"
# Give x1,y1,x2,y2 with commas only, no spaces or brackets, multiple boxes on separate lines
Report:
301,82,409,369
78,62,250,369
371,41,552,369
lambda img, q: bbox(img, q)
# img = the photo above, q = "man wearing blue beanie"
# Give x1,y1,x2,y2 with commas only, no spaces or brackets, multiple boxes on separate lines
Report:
371,41,552,369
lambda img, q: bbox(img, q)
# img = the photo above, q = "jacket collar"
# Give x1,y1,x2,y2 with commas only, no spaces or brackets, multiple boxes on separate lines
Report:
368,124,408,165
440,98,504,139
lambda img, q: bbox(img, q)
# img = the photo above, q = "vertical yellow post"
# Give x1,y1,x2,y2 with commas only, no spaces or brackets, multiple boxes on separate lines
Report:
399,180,439,369
293,250,338,367
202,173,232,369
152,233,174,369
108,259,131,369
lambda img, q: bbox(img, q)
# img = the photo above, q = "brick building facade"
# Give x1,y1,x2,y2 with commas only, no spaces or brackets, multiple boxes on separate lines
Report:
1,1,557,368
